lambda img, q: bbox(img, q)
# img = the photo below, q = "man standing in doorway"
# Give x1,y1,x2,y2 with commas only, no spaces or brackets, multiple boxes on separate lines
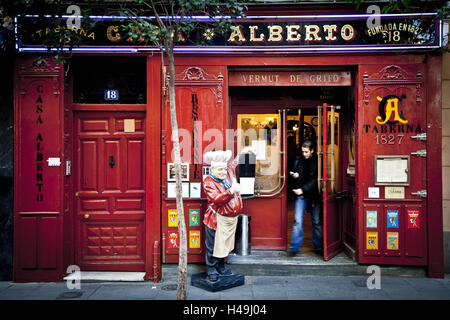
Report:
288,140,323,256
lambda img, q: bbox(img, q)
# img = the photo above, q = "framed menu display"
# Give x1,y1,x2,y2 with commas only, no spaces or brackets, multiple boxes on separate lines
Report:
374,155,410,186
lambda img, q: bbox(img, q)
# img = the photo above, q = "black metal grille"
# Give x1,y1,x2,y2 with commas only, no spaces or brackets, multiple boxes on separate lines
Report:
73,57,146,104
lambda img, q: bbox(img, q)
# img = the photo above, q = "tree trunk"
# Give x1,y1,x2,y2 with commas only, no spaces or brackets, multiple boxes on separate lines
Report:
166,45,188,300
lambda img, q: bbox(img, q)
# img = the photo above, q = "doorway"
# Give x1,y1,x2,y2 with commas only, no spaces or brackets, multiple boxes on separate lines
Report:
285,107,322,258
73,111,146,271
70,56,148,271
230,83,356,260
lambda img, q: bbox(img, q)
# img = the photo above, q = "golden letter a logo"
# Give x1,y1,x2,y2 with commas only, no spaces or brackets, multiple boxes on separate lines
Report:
375,95,408,125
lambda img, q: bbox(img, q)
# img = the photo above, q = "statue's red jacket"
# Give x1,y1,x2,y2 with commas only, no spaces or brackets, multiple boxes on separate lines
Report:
203,156,243,230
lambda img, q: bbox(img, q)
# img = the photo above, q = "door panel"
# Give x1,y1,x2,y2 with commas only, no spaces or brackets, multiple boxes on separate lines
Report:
81,140,98,190
231,107,286,249
75,112,146,271
127,139,144,189
358,64,427,266
320,103,343,260
105,140,120,190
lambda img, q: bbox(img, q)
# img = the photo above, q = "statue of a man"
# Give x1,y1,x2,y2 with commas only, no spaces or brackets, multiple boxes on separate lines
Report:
202,148,254,282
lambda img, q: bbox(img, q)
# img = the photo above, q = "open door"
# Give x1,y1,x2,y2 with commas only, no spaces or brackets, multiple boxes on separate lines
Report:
318,103,343,260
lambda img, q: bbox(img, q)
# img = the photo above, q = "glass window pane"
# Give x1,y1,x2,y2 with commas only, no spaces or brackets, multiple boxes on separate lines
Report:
73,57,146,104
237,114,280,193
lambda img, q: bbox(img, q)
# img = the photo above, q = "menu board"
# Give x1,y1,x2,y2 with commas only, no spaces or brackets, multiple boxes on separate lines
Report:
375,156,409,186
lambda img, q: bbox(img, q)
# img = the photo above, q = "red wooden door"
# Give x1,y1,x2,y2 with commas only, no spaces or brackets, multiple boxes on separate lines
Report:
74,112,146,271
230,106,287,250
358,64,427,266
321,103,343,260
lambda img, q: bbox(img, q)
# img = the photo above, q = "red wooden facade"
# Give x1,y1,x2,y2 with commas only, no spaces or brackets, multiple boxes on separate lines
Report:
12,10,445,281
13,53,444,282
14,59,65,282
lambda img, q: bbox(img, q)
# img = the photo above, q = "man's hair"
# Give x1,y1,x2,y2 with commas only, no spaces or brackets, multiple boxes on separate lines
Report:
302,140,314,151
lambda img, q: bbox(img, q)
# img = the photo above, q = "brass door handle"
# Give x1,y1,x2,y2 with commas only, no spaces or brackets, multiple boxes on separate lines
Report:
84,214,90,219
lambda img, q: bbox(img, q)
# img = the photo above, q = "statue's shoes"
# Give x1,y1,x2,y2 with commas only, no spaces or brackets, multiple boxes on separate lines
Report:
217,267,233,276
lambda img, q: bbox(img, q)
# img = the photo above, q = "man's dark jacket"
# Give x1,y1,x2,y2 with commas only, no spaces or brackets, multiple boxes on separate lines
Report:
291,154,321,201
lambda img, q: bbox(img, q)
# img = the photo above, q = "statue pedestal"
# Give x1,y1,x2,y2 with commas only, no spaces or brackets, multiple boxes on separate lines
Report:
191,272,245,292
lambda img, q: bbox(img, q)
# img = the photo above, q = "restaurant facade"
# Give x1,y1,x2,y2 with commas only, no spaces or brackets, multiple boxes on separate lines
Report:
12,3,446,282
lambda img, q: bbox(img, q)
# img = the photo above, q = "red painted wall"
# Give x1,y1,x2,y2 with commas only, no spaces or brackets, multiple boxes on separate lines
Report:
14,58,65,282
161,65,228,263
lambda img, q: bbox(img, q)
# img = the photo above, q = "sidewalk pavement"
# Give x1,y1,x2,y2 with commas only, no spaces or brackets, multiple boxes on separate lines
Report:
1,274,449,300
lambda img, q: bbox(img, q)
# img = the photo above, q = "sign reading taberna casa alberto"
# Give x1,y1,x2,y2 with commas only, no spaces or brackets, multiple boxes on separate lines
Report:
17,13,441,52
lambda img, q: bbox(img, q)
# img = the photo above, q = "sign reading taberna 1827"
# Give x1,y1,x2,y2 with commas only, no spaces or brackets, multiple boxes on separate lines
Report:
17,13,441,52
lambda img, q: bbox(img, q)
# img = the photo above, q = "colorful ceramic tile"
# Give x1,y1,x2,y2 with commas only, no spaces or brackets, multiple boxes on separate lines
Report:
387,232,399,250
168,231,179,249
168,209,178,227
189,209,201,227
366,232,378,250
387,210,399,228
407,210,420,229
189,230,201,249
366,210,377,228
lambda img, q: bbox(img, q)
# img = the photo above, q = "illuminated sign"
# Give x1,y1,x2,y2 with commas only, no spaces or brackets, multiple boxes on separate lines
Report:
16,13,441,53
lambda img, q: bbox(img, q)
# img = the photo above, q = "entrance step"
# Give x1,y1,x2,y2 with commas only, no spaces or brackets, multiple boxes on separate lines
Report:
228,250,363,276
227,250,426,277
63,271,145,282
161,250,426,281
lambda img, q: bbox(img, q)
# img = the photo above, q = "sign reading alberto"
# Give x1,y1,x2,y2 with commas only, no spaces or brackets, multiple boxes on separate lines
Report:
17,14,439,51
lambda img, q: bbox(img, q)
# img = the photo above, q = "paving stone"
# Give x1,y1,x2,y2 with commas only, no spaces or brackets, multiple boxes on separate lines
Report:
220,285,254,300
252,286,288,300
220,292,254,300
54,283,104,300
0,283,46,300
384,292,424,300
187,292,221,300
353,289,391,300
0,282,13,292
380,285,424,300
286,289,318,300
404,278,449,292
153,290,177,300
187,285,221,300
413,291,450,300
283,279,317,290
316,288,357,300
87,283,159,300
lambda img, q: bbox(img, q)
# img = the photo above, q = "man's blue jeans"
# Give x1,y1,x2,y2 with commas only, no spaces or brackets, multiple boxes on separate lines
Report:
289,197,323,253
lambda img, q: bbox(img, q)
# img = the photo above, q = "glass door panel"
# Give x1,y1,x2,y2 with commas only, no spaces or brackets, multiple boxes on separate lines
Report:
237,114,281,193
